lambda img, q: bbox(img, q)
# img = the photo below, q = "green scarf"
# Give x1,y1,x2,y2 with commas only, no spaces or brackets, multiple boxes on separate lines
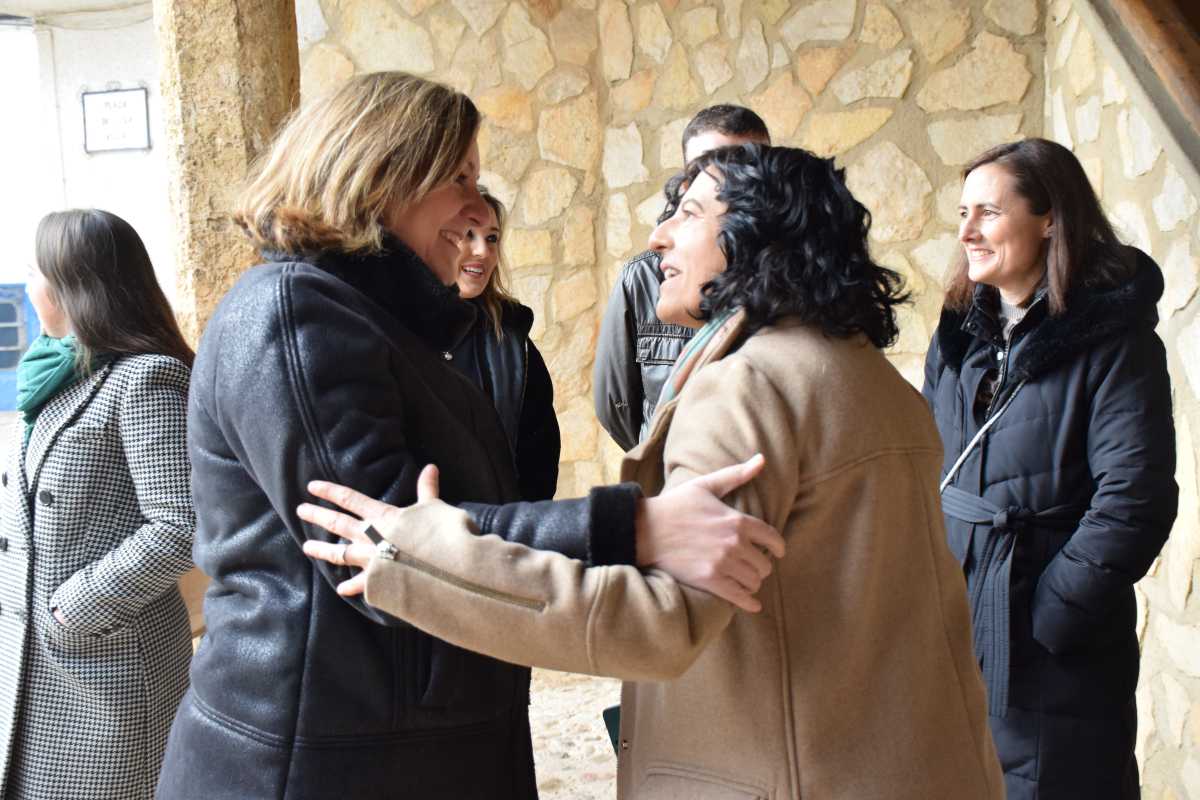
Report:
17,334,84,439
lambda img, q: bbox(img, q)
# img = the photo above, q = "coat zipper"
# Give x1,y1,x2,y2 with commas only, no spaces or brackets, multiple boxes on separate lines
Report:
392,550,546,612
982,344,1010,422
981,294,1044,421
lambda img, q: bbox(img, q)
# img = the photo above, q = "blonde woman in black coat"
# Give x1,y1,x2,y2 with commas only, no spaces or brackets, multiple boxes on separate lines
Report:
449,189,559,502
0,209,195,800
923,138,1177,799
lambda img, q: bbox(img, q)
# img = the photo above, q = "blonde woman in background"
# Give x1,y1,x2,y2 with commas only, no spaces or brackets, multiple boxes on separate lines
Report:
449,189,559,502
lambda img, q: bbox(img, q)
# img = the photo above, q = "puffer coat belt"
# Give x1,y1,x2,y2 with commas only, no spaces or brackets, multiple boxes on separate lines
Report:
941,486,1085,715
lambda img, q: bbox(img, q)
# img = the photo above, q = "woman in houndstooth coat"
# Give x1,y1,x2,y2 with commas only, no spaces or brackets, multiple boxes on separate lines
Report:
0,209,196,800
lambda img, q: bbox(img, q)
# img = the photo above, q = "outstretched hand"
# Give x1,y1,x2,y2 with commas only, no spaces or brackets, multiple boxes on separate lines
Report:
636,454,785,614
300,456,784,611
298,465,442,596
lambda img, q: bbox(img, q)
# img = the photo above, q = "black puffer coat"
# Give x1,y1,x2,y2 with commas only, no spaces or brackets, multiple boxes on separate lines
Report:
449,300,560,502
922,247,1177,800
159,240,637,800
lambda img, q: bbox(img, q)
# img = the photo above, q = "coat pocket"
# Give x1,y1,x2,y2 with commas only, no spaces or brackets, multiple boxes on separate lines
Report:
639,762,768,799
40,597,130,658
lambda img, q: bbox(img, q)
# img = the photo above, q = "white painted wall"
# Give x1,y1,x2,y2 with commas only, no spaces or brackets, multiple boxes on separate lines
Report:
0,24,44,284
0,12,175,302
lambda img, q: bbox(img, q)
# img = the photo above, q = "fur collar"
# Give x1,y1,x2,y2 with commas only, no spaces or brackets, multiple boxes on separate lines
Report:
263,235,476,351
935,246,1163,380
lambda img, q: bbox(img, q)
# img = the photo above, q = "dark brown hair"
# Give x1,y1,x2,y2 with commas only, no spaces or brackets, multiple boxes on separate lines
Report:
675,144,907,347
35,209,194,368
681,105,771,160
946,137,1133,315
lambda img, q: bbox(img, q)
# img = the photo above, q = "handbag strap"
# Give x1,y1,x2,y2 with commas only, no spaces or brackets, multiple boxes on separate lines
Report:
939,379,1027,494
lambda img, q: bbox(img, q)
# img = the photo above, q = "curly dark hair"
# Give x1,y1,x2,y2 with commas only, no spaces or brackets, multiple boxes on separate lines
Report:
669,143,908,348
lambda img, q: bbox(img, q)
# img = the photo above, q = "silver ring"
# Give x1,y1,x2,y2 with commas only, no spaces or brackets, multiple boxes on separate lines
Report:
338,542,350,566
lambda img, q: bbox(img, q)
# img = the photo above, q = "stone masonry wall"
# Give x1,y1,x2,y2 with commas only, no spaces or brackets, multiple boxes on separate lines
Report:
295,0,1046,494
1044,3,1200,798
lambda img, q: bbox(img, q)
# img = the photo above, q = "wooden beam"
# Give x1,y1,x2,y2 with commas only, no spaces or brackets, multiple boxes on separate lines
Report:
1106,0,1200,142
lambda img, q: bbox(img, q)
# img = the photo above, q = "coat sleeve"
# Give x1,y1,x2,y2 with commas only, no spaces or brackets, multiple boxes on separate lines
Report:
593,266,644,452
515,339,560,502
359,356,794,681
1031,329,1178,654
50,358,196,636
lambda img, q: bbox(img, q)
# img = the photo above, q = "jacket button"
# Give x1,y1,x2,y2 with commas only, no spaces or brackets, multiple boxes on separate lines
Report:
442,352,453,361
0,537,8,552
620,739,629,751
38,490,54,506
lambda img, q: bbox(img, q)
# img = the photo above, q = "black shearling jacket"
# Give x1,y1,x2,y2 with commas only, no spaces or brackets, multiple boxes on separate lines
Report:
158,239,637,800
449,299,560,503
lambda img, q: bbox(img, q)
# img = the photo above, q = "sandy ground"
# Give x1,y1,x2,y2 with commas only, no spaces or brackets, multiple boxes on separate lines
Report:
531,669,622,799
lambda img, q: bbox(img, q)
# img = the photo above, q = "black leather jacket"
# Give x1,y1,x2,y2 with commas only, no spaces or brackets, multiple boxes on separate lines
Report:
159,240,637,799
449,299,560,502
593,251,694,451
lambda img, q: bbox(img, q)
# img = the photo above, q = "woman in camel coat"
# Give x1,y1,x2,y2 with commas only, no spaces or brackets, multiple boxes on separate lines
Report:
301,144,1004,799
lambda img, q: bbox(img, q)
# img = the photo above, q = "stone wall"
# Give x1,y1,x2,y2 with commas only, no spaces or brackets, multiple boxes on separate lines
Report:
1044,3,1200,797
295,0,1046,494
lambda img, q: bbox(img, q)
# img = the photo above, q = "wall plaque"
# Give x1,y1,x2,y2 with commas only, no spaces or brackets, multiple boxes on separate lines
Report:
82,87,150,153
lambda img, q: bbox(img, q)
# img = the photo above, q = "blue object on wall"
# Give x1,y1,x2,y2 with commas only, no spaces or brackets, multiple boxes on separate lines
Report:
0,285,38,410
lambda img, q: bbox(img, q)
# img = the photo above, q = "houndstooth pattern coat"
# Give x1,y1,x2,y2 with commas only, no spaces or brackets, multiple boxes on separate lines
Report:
0,354,195,800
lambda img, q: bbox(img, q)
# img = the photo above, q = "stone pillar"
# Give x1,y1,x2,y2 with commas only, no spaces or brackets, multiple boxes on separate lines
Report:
154,0,299,633
154,0,300,342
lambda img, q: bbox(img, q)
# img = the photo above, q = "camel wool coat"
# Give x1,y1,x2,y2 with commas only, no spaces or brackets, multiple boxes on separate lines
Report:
358,314,1004,799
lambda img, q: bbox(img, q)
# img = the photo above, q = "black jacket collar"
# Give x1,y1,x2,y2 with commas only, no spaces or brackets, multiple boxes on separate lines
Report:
263,235,477,351
935,246,1164,381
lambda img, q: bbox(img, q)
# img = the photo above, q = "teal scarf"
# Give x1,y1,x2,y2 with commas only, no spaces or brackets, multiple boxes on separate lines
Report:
17,334,84,438
656,308,739,407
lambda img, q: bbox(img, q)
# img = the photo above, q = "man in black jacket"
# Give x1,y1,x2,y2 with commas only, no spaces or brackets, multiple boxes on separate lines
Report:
593,106,771,451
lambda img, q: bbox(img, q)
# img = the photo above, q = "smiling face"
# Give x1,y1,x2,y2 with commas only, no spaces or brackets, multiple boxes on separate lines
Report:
383,139,488,286
649,168,728,328
958,162,1053,305
455,205,500,300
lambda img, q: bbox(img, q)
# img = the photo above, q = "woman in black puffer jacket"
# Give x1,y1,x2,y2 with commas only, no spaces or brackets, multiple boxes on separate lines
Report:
923,137,1177,800
449,189,559,503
